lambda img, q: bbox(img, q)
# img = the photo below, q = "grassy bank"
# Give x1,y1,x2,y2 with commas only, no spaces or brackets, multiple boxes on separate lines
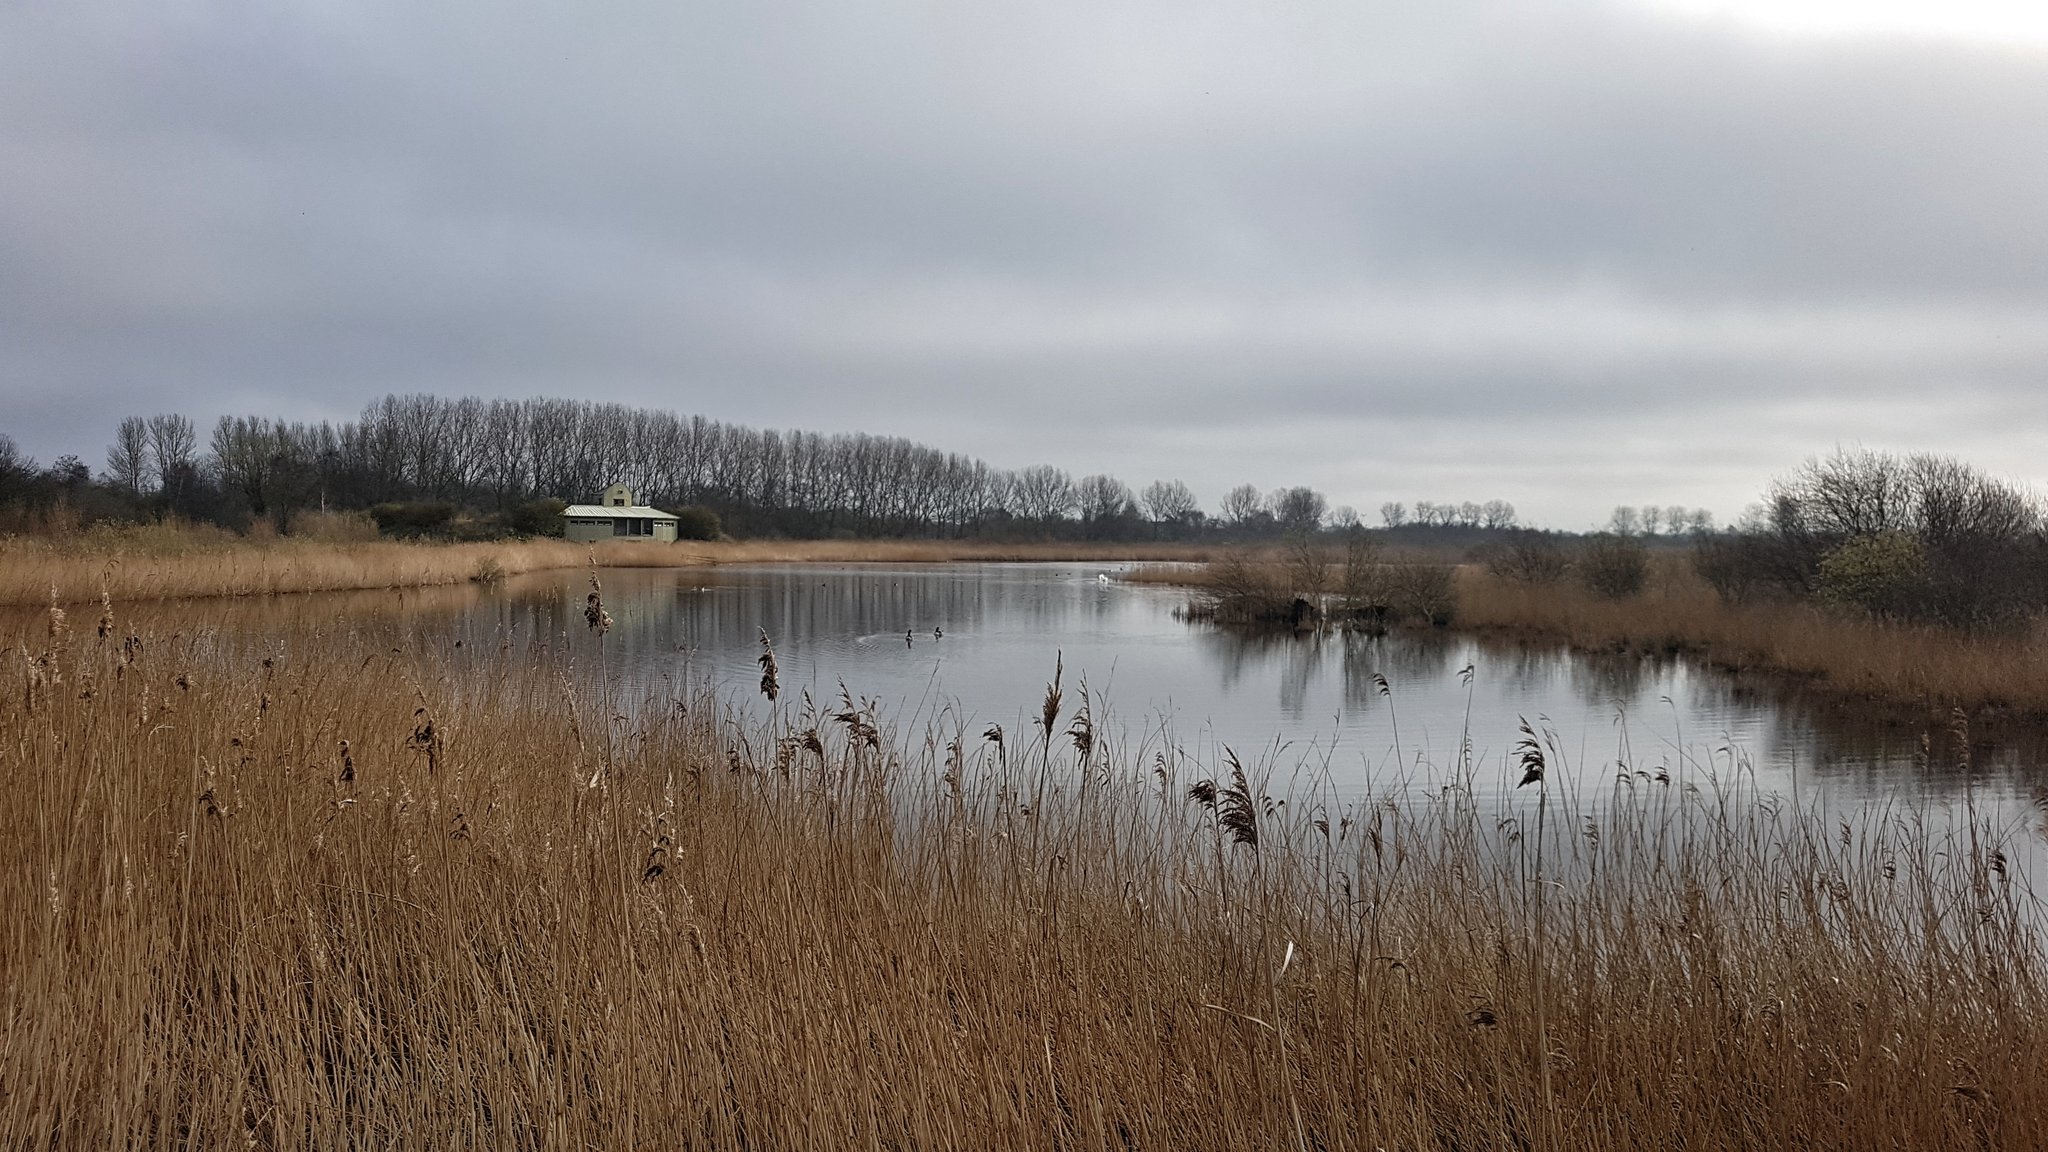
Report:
0,523,1216,606
1133,554,2048,715
3,601,2043,1148
1457,563,2048,715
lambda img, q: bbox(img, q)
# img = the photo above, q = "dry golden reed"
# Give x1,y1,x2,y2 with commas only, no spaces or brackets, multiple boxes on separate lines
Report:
1,523,1214,608
1140,550,2048,715
2,606,2044,1148
1457,558,2048,714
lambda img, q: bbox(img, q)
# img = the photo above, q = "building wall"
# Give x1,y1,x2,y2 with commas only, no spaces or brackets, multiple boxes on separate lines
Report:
564,516,679,543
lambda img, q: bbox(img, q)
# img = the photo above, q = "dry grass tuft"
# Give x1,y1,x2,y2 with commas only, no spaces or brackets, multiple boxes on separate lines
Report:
3,609,2044,1147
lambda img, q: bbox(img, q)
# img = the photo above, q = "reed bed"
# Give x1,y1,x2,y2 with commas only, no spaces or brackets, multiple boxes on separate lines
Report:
3,601,2045,1149
0,531,688,607
0,525,1215,607
1138,552,2048,715
1458,563,2048,715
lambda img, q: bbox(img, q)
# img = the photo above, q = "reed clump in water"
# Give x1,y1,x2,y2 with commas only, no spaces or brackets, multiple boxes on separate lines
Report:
2,606,2044,1148
1167,543,1457,629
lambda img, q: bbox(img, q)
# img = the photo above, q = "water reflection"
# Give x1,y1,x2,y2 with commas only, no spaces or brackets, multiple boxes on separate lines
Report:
14,562,2048,814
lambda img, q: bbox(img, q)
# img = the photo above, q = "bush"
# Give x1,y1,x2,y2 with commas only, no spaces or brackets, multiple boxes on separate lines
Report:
1483,530,1571,585
1713,448,2048,629
1336,532,1392,627
510,498,567,538
285,509,379,543
368,502,456,538
1579,534,1647,599
671,506,722,541
1191,553,1296,624
1388,563,1456,626
1816,532,1926,618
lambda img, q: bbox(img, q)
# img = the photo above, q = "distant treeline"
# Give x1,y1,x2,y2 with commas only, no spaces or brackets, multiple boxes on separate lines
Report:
4,395,1536,542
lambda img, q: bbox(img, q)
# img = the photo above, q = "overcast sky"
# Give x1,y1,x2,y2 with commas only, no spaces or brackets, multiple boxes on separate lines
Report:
4,0,2046,527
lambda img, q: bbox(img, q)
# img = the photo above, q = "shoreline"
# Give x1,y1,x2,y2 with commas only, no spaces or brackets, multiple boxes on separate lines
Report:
1,532,1219,608
1125,559,2048,719
17,533,2047,721
8,613,2042,1145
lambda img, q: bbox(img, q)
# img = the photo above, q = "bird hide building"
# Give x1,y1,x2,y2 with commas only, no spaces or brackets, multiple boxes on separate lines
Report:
563,484,680,543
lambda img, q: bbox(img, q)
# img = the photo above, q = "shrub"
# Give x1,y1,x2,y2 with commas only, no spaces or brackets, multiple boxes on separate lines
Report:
1191,553,1295,624
671,506,722,541
1388,563,1456,626
286,509,379,543
1285,535,1330,597
1708,448,2048,629
1483,530,1570,585
368,502,456,538
510,498,567,538
1816,532,1926,618
1337,533,1392,627
1579,534,1647,599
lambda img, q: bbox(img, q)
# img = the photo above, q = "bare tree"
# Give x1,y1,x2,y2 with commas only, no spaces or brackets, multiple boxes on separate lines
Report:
147,413,197,494
0,434,34,504
1220,484,1263,527
1268,486,1328,534
1141,479,1200,525
211,416,278,516
106,416,150,495
1481,499,1517,530
1609,505,1642,535
1076,474,1135,529
1010,465,1077,522
1379,501,1407,528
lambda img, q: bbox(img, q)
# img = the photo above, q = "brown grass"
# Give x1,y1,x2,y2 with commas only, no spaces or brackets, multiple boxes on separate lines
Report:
3,602,2043,1147
1459,558,2048,715
1140,551,2048,716
0,523,1218,607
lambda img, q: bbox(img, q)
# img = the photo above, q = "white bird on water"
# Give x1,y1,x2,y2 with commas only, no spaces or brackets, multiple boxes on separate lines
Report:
1097,572,1111,586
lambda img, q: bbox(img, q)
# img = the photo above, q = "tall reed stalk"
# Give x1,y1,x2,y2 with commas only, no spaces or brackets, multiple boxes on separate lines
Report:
2,608,2043,1148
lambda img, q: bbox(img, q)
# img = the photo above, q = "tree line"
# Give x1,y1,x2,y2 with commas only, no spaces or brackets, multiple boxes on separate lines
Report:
1696,449,2048,629
5,395,1525,542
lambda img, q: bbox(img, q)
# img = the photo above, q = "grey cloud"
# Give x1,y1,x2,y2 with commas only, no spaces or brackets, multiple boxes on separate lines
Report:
3,0,2046,526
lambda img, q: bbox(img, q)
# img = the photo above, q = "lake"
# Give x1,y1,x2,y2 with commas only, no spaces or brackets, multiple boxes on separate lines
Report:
114,561,2048,819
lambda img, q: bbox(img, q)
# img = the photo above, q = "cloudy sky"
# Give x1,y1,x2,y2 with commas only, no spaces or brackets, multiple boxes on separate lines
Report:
4,0,2046,527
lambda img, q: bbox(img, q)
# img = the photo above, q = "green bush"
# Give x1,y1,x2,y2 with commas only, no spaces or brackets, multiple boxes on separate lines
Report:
1816,532,1926,618
671,506,722,541
510,497,567,538
368,502,456,538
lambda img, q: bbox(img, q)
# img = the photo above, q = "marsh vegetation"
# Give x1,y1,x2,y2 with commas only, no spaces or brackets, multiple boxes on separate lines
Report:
4,591,2044,1148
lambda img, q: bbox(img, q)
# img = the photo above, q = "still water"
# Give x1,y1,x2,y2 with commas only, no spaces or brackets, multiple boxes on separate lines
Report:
380,562,2045,812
